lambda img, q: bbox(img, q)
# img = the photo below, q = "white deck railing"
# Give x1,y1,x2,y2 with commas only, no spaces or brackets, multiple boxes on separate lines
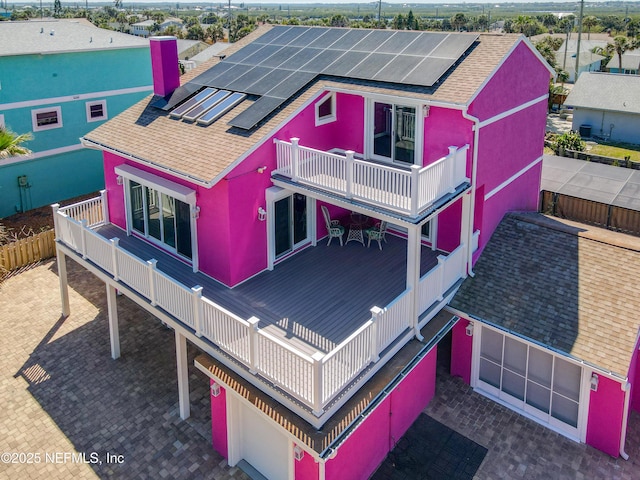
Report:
54,196,467,416
274,138,469,217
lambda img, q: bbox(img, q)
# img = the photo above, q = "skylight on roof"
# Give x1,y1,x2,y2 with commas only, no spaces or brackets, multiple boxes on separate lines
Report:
169,88,217,118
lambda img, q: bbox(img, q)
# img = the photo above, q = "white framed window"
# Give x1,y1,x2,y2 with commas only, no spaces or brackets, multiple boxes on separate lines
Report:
314,92,336,126
86,100,108,122
32,106,62,131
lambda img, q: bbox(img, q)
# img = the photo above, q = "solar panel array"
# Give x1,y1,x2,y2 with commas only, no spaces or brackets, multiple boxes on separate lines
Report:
169,26,478,130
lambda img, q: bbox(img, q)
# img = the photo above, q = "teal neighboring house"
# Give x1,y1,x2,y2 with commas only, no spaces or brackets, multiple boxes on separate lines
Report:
0,20,153,217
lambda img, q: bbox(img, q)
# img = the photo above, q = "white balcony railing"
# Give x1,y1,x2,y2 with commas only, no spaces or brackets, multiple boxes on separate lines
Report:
54,196,467,417
274,138,469,217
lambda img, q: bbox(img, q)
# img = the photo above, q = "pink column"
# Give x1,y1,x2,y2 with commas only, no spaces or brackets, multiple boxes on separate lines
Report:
451,319,473,384
210,380,228,458
586,374,625,457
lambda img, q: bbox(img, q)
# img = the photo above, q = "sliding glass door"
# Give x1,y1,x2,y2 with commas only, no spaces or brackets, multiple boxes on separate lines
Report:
129,180,192,259
372,102,417,165
274,193,308,258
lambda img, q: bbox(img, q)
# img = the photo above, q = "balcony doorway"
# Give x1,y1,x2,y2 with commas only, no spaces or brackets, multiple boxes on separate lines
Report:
372,102,417,165
274,193,308,259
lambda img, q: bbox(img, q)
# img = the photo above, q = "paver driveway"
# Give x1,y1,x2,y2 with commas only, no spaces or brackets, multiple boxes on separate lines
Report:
0,259,638,479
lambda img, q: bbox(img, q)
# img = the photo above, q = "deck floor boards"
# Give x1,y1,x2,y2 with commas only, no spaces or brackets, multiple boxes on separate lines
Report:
97,224,443,354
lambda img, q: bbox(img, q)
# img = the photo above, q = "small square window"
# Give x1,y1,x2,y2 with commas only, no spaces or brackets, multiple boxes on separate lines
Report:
315,92,336,126
86,100,108,122
32,106,63,131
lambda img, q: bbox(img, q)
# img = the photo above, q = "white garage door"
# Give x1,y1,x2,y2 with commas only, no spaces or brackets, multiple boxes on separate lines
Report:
239,402,290,480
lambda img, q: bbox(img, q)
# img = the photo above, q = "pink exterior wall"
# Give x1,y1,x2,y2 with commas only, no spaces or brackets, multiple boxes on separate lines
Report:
586,374,625,457
210,380,228,458
450,319,473,384
102,152,239,284
423,107,473,170
629,334,640,413
469,41,550,122
150,37,180,97
436,197,462,253
325,347,438,480
468,41,549,257
294,448,319,480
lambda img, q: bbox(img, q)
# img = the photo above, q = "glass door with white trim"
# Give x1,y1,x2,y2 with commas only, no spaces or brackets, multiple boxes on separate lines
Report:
274,193,308,259
129,180,192,259
372,102,417,165
477,327,582,436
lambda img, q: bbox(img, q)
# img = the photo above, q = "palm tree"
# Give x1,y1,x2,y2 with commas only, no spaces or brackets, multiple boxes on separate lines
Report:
0,127,32,159
583,15,598,40
613,35,632,71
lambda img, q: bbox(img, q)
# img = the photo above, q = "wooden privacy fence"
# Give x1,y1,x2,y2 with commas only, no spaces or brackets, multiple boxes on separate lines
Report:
0,229,56,273
540,191,640,236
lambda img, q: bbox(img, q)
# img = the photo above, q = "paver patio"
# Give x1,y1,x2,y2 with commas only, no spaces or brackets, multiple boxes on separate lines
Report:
0,259,638,479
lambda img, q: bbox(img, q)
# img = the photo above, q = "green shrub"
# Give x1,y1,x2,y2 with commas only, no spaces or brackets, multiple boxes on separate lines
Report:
553,131,585,154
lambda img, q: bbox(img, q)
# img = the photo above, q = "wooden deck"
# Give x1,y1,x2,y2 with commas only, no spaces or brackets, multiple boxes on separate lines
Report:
96,224,443,355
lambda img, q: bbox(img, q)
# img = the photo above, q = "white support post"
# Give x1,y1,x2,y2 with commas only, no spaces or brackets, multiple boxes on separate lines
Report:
111,238,120,281
106,283,120,360
80,219,88,259
460,192,471,277
410,165,421,217
448,146,458,193
406,225,423,340
192,285,203,337
100,189,109,224
56,248,70,317
291,137,300,182
175,330,190,420
147,259,158,306
51,203,60,239
248,316,260,374
436,256,445,300
370,307,383,363
312,351,324,416
345,150,355,199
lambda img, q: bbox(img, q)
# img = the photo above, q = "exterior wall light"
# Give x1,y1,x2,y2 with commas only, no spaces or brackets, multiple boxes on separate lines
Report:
211,382,221,397
191,206,200,219
590,373,599,392
465,322,474,337
257,166,267,174
257,207,267,221
293,445,304,461
116,175,123,185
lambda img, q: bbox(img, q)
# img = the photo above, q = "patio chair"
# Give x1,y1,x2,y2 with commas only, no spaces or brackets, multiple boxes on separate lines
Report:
365,221,388,250
321,205,345,246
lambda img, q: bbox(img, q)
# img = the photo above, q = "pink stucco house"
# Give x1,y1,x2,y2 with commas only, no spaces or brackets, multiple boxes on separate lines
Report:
47,25,622,479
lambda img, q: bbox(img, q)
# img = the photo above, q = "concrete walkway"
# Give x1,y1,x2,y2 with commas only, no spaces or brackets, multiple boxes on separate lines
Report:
0,260,638,479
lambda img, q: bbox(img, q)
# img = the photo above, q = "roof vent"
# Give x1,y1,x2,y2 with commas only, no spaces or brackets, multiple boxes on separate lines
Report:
110,37,113,43
90,36,93,43
40,27,44,33
50,29,55,36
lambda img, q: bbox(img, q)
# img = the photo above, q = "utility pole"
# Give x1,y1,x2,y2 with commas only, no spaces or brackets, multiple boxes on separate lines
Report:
377,0,381,24
575,0,585,82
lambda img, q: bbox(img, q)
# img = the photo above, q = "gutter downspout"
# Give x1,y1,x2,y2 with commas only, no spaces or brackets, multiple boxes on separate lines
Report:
461,109,480,277
620,381,631,460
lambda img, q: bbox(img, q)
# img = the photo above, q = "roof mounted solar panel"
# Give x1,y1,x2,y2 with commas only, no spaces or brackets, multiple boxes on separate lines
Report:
169,88,217,118
228,96,287,130
183,90,231,122
197,92,246,126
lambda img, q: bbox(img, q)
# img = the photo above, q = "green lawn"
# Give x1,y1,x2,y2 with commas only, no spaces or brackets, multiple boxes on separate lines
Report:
588,143,640,162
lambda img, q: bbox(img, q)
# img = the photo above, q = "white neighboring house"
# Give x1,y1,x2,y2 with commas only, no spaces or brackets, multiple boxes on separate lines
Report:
132,17,184,37
565,72,640,143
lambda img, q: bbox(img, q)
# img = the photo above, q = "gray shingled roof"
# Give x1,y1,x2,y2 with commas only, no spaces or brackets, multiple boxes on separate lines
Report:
606,50,640,70
564,72,640,115
450,212,640,379
0,20,149,56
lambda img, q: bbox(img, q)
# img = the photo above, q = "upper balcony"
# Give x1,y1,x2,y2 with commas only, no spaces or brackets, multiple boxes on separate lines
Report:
53,194,467,427
273,138,470,219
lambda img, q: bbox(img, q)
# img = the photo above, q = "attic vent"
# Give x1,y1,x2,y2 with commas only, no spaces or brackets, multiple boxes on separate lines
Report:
171,88,246,125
